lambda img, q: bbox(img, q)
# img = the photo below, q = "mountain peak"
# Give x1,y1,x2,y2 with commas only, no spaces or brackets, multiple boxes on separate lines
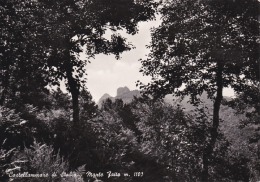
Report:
117,86,130,96
98,87,140,107
98,93,112,103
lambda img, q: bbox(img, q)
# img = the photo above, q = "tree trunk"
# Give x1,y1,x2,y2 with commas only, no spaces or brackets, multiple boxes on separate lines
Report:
201,62,223,182
64,43,80,124
65,64,80,124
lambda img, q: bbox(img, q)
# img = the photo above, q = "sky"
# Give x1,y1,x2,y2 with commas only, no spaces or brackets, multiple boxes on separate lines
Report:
83,18,161,102
79,17,234,102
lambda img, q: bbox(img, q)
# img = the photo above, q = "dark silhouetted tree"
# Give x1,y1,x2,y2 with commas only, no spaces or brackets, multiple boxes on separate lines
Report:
0,1,49,107
139,0,259,181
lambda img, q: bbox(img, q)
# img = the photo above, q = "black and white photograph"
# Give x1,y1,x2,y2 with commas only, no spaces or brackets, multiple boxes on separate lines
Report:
0,0,259,181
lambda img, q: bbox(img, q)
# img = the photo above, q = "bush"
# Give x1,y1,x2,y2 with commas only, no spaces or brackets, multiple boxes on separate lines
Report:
7,141,71,182
0,106,33,150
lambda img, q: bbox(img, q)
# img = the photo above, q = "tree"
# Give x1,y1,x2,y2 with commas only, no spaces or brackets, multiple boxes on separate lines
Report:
226,84,260,180
1,0,157,123
33,0,157,124
130,98,205,181
0,0,49,107
79,89,98,121
92,98,168,181
139,0,259,181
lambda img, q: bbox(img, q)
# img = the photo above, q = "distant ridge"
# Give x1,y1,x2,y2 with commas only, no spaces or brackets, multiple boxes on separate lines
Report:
98,87,232,111
164,92,213,111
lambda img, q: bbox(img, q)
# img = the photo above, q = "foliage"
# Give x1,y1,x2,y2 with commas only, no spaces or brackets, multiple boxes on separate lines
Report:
93,98,211,181
79,89,98,121
223,85,260,181
0,90,257,181
0,0,50,106
0,147,20,182
0,106,34,149
6,141,84,182
87,99,138,172
0,0,158,123
138,0,259,180
130,98,204,181
227,84,260,128
0,1,259,181
139,0,259,100
9,141,69,182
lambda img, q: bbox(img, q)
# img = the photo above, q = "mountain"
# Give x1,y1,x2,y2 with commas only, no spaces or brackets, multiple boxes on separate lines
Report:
98,87,232,112
117,87,131,96
98,93,112,102
164,92,214,111
98,86,141,107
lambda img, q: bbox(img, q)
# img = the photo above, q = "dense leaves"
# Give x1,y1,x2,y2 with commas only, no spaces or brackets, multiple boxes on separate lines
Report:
139,0,259,181
140,0,259,100
0,0,158,123
0,0,259,181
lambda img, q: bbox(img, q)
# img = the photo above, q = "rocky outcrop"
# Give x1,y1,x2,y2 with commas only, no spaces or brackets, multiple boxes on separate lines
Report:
98,87,141,107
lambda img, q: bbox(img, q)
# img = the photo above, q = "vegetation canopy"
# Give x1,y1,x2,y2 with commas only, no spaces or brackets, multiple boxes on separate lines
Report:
139,0,259,181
